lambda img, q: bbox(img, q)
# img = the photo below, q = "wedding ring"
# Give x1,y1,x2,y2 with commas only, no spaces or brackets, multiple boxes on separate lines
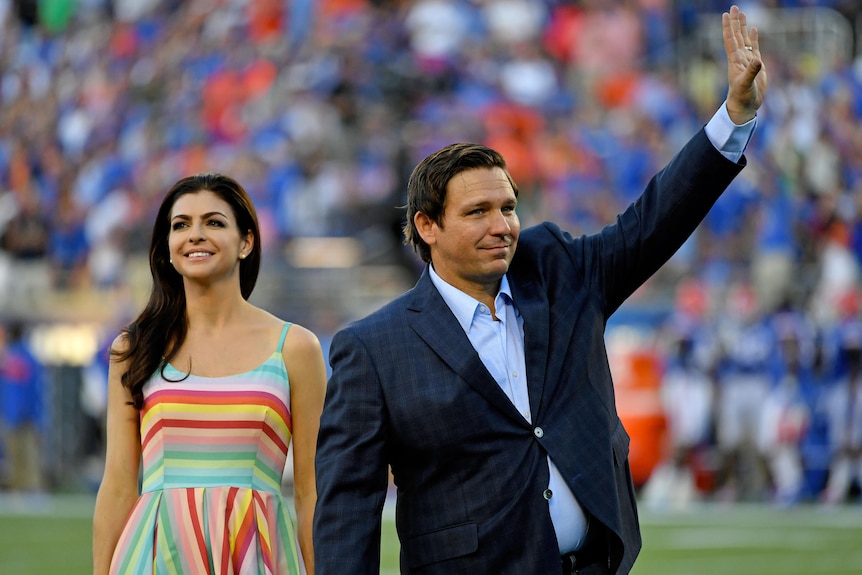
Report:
745,46,753,51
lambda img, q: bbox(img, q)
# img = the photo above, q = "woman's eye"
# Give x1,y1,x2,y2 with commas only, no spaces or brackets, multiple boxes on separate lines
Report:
171,222,187,231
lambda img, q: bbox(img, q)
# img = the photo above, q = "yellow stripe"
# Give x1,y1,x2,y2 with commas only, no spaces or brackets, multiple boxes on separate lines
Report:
141,404,290,437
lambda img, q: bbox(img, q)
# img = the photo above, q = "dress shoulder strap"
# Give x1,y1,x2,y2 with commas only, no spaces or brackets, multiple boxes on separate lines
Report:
277,322,292,353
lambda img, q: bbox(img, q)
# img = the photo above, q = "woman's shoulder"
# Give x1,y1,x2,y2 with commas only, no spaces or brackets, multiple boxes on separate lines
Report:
108,331,130,356
282,322,323,357
251,306,322,357
272,318,326,385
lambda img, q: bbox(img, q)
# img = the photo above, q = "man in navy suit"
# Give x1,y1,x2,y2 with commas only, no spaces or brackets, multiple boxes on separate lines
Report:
314,6,766,574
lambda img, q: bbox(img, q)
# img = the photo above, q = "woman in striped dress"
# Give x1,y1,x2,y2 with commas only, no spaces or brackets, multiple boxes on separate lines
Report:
93,173,327,574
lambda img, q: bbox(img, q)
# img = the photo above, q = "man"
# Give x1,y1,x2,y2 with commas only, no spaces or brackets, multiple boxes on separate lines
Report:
314,6,766,574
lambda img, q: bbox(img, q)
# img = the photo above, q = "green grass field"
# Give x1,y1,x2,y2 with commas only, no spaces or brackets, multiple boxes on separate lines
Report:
1,495,860,574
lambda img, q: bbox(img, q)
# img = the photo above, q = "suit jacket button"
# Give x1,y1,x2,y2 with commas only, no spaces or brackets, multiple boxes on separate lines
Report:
543,489,553,500
533,426,544,438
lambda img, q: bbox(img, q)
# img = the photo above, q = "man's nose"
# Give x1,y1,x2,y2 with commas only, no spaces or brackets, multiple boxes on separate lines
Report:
489,210,511,234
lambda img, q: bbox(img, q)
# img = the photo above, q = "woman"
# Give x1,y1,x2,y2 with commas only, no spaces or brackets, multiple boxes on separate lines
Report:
93,173,326,574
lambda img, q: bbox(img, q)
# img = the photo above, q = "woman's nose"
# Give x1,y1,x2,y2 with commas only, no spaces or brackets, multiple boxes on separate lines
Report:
189,223,205,241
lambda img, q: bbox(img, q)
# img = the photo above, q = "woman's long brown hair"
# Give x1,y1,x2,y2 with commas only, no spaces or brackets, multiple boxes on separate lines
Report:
113,173,262,408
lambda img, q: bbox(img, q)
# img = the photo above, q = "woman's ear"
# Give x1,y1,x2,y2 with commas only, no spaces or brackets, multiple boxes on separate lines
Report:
241,230,254,259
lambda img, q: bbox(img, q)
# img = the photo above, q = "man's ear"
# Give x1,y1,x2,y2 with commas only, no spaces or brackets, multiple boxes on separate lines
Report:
414,211,437,247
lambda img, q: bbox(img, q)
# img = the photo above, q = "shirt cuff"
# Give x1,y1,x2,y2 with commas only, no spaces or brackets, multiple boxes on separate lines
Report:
704,100,756,164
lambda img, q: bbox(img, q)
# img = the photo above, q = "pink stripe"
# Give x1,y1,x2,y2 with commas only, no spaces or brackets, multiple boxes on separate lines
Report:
171,490,201,572
186,490,212,574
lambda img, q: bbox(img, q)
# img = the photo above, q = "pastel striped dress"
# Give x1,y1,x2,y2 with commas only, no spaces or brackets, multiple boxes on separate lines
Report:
109,323,302,575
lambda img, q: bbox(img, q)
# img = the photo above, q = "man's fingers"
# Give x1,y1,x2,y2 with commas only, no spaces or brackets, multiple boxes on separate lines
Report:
738,10,748,43
724,5,755,54
746,59,763,83
749,28,760,53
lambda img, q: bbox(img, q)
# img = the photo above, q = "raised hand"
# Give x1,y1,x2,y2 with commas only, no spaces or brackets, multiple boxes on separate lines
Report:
723,5,767,125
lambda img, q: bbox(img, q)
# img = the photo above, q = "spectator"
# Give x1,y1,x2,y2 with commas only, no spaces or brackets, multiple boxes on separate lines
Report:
714,281,775,501
0,320,45,493
758,309,816,505
821,326,862,504
0,192,51,303
644,330,716,509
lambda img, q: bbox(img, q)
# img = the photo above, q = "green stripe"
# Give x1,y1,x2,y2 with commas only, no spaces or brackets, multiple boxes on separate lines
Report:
155,500,180,574
257,362,288,378
114,493,159,573
253,462,281,486
164,450,251,462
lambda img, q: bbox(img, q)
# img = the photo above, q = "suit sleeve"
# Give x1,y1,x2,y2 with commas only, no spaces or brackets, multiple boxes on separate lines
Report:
586,128,745,315
313,327,391,575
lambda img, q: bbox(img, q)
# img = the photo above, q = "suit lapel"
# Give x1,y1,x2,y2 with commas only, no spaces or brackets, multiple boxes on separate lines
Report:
509,274,550,420
407,270,526,424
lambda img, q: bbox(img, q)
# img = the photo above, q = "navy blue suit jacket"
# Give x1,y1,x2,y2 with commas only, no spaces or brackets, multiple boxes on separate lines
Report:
314,129,745,574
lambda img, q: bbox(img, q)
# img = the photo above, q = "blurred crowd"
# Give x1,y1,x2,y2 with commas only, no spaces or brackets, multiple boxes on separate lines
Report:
642,278,862,508
2,0,862,504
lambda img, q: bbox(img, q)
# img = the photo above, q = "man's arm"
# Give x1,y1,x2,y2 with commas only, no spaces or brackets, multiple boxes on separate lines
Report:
571,6,768,315
705,5,767,163
313,327,391,575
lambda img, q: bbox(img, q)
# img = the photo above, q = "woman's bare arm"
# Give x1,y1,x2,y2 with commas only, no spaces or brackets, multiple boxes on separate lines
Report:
285,325,327,575
92,335,142,575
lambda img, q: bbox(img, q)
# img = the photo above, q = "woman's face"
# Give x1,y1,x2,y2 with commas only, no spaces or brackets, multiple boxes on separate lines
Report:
167,190,252,285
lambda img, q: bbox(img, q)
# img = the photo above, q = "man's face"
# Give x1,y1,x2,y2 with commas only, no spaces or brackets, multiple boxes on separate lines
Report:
419,166,520,295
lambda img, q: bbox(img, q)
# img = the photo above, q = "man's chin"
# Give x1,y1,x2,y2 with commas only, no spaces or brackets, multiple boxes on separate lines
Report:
484,259,511,278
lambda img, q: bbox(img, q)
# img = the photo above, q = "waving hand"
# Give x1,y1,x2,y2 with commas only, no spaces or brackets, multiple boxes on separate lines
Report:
723,5,767,124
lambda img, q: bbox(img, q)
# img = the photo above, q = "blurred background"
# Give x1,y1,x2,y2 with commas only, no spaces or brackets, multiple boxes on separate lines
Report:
1,0,862,563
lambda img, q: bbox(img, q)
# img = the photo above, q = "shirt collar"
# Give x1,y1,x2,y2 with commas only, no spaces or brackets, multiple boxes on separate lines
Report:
428,264,513,334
